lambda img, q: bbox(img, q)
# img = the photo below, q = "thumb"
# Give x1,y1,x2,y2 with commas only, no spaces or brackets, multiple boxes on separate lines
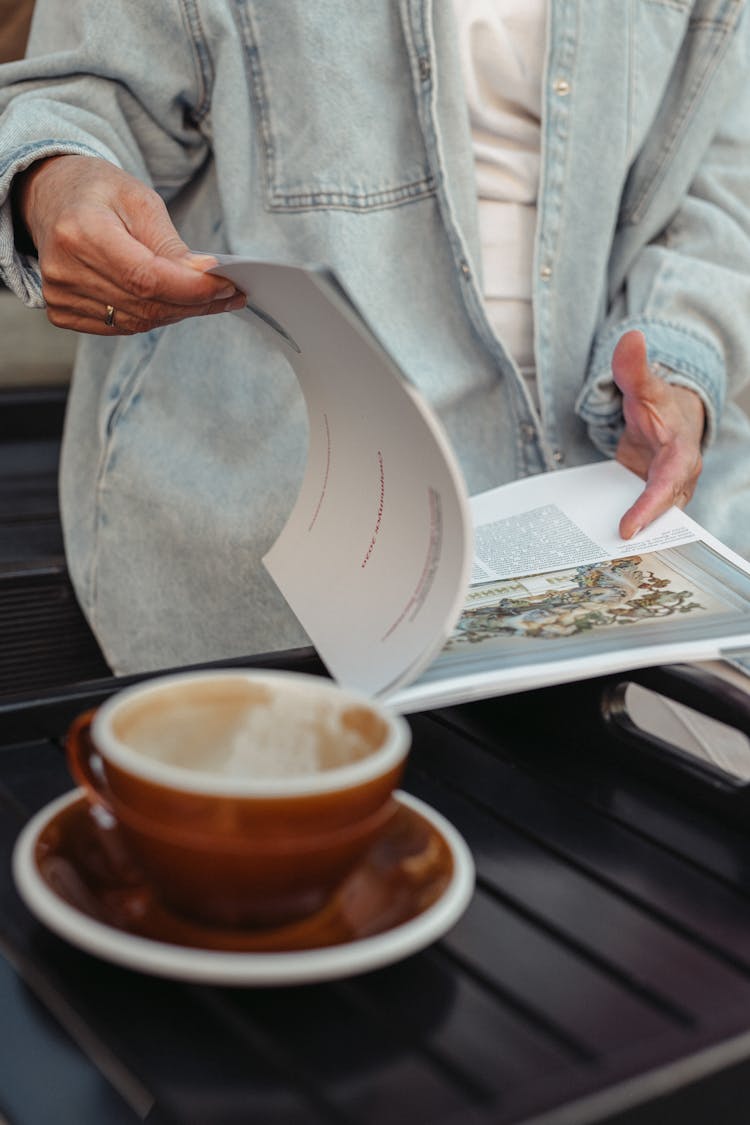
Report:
116,190,224,288
125,200,219,275
118,188,195,264
611,329,653,398
182,251,221,275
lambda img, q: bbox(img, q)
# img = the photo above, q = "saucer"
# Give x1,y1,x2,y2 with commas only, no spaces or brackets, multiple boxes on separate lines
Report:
12,789,474,986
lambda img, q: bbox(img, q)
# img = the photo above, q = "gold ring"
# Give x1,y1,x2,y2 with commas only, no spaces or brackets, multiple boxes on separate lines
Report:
104,304,117,328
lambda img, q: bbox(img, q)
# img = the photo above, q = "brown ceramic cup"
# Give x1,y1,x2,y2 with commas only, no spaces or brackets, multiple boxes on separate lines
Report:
65,669,411,929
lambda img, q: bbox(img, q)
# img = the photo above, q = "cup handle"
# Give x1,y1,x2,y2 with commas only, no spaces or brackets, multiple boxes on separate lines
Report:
66,709,115,814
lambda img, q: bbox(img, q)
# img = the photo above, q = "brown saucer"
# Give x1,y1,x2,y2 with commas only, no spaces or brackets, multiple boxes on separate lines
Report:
33,790,455,954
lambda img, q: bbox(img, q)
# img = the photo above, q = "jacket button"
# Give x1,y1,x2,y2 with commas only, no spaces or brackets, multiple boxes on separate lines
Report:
540,264,552,280
553,77,570,95
460,260,471,280
521,423,536,442
419,56,431,82
552,448,565,463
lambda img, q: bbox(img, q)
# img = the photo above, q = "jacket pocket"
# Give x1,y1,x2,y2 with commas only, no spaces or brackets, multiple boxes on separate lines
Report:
237,1,436,212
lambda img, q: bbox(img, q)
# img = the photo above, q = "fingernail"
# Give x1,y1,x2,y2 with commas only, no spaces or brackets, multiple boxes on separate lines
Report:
186,252,217,267
227,294,247,310
630,526,643,538
216,284,239,299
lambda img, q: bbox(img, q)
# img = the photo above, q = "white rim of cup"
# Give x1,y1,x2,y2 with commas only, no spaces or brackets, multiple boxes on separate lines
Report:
90,669,411,797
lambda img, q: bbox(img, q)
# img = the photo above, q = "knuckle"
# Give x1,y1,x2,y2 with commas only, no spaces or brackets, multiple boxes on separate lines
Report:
124,181,165,216
45,306,66,329
40,279,68,310
151,232,187,260
203,300,226,317
137,298,168,324
51,213,85,252
122,262,158,300
205,296,242,317
109,314,136,336
40,256,68,288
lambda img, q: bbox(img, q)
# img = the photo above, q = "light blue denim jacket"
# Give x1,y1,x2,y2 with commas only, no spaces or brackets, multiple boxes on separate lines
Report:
1,0,750,673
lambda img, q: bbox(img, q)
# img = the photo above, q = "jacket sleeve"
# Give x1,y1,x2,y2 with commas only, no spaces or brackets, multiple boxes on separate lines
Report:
576,13,750,455
0,0,211,305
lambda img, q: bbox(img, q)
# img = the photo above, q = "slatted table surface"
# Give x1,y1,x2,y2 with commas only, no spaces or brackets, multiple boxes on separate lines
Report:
4,657,750,1125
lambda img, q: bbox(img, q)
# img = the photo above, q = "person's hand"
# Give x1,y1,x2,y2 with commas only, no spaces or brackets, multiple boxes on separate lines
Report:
612,329,705,539
15,154,246,334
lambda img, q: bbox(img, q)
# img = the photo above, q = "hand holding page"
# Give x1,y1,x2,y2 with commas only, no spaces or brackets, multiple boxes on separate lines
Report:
212,258,750,713
470,460,699,584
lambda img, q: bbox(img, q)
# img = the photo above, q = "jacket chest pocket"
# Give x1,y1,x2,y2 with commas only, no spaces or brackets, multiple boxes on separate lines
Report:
236,1,436,212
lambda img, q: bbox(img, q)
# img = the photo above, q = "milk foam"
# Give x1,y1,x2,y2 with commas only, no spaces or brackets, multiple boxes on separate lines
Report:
221,697,370,777
116,689,378,778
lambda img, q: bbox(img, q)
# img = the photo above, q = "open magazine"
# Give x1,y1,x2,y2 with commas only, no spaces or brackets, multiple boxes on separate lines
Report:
211,257,750,713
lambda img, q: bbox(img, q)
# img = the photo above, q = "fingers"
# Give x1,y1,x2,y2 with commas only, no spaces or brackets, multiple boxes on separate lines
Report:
42,262,247,333
612,329,705,537
619,454,697,536
612,330,674,443
617,431,703,538
611,329,651,396
41,225,246,332
47,205,238,298
618,477,698,539
44,288,247,335
22,155,246,335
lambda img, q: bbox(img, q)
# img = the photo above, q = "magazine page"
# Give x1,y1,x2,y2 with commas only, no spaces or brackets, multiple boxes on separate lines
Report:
389,463,750,712
470,460,699,583
210,257,472,697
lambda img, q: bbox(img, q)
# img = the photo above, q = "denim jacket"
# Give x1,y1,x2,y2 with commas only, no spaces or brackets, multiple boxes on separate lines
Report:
1,0,749,672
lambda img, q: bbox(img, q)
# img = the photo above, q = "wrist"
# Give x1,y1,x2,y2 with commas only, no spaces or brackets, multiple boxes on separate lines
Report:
11,155,67,251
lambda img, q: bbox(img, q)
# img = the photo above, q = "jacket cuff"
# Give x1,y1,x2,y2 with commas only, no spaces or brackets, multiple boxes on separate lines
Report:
575,316,725,456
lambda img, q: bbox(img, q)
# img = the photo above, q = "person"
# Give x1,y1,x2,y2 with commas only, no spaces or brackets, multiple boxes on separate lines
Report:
0,0,35,65
0,0,748,676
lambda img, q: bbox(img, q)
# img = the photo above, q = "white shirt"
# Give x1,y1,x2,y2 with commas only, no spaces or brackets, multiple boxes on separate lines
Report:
453,0,548,371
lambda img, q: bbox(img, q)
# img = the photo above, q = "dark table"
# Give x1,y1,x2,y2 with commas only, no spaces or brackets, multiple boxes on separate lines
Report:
0,386,111,699
4,652,750,1125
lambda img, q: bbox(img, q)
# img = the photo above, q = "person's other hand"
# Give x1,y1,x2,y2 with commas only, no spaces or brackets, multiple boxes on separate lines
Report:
15,154,246,334
612,329,705,539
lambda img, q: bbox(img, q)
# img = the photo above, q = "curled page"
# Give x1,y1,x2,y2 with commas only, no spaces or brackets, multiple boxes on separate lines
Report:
211,258,472,697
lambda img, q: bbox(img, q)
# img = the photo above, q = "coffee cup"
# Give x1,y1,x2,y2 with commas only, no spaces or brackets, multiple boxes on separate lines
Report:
65,669,411,929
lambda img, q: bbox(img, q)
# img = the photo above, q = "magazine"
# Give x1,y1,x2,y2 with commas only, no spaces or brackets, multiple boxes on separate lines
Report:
211,257,750,713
